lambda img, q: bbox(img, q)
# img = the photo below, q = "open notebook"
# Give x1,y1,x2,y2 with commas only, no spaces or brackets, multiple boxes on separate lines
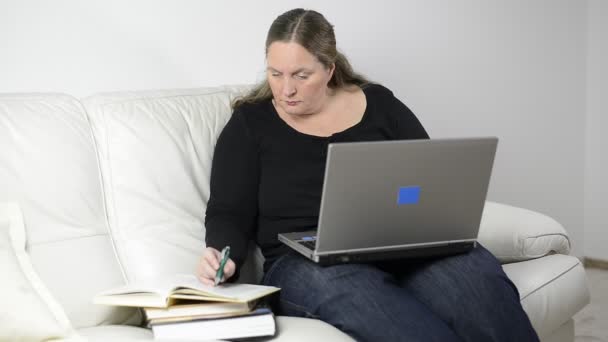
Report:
93,274,280,308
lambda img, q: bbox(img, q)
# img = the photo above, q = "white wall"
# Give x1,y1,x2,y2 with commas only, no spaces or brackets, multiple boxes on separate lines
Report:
0,0,589,256
584,0,608,260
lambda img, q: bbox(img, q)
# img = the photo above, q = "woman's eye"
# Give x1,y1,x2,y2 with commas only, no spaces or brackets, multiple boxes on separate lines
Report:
296,74,308,80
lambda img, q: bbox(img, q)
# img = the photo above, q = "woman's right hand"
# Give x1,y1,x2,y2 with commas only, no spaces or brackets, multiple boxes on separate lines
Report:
196,247,236,286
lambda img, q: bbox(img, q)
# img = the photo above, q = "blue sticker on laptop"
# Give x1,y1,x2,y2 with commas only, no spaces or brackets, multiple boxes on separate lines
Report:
397,186,421,205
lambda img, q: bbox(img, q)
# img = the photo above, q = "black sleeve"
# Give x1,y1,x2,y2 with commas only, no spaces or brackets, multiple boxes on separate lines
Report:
389,90,430,140
205,109,258,274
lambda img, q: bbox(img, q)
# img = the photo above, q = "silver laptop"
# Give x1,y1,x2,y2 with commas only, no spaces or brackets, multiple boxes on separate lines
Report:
278,137,498,266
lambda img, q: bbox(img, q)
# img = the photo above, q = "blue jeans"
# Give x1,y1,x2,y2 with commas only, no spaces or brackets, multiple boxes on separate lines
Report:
262,245,539,342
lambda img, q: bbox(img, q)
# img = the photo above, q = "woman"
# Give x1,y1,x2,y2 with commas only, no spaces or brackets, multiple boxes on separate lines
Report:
197,8,539,342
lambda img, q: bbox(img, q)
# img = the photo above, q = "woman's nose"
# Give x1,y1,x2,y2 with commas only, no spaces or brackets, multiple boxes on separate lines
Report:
282,79,296,97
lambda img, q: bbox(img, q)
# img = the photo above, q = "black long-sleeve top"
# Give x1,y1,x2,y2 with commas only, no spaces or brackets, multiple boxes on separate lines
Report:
205,84,429,273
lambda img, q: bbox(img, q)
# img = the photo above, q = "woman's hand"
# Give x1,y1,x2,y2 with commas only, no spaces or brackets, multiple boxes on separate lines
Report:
196,247,236,286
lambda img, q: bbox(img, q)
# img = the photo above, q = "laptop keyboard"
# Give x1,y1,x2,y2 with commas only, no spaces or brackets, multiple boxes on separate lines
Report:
297,236,317,250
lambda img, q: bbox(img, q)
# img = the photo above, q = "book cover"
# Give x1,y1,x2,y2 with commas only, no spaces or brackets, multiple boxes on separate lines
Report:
147,309,254,325
144,300,256,320
151,308,276,340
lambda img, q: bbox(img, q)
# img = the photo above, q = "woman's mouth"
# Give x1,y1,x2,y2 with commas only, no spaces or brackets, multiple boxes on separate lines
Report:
285,101,299,106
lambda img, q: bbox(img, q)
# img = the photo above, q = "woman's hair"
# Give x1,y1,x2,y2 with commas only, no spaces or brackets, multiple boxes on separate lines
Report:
233,8,369,109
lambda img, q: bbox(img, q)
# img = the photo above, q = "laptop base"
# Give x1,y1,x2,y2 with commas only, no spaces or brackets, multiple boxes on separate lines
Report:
313,241,477,266
278,231,477,267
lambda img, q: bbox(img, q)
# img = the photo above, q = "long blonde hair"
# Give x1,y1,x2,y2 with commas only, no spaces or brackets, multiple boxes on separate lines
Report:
233,8,369,109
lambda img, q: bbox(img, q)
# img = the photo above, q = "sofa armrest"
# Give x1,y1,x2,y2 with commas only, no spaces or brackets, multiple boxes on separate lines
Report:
477,201,571,263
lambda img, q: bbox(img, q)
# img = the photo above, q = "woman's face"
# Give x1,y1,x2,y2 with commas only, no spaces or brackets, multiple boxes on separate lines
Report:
266,41,334,116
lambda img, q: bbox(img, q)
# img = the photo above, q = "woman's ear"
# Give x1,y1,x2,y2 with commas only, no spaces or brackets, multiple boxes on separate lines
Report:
328,63,336,80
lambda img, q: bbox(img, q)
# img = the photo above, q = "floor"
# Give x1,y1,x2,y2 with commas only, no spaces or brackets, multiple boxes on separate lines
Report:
574,267,608,342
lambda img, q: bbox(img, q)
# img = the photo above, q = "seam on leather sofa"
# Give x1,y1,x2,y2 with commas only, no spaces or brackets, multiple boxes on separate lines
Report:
510,233,572,260
0,93,76,100
523,232,572,250
89,89,228,106
82,100,129,283
519,259,581,301
494,233,572,261
83,89,231,281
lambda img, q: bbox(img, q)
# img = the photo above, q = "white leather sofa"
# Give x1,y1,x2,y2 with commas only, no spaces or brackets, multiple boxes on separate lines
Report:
0,86,589,342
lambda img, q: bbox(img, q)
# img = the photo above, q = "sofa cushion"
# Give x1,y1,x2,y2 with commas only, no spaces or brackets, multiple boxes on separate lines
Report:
83,86,251,283
478,201,571,263
0,202,82,341
502,254,589,339
0,93,138,328
78,316,353,341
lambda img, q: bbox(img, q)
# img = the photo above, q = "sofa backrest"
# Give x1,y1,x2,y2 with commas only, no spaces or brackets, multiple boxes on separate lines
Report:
0,94,137,328
0,87,265,329
82,86,263,284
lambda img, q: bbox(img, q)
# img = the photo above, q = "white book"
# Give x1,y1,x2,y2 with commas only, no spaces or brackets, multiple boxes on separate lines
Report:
151,308,276,340
93,274,280,308
144,301,255,320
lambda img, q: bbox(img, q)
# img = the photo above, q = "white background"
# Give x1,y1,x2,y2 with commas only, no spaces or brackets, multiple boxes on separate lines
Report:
584,0,608,261
1,0,605,259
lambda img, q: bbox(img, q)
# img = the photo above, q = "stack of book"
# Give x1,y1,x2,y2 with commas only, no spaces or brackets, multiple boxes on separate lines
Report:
93,274,280,340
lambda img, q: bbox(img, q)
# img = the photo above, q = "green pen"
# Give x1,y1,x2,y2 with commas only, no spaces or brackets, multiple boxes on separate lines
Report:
214,246,231,286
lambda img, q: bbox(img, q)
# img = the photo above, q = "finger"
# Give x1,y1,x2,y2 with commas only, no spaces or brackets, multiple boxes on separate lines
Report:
223,259,236,278
196,263,213,282
196,255,214,277
204,249,220,270
198,276,215,287
198,257,218,279
196,257,208,278
204,261,220,278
